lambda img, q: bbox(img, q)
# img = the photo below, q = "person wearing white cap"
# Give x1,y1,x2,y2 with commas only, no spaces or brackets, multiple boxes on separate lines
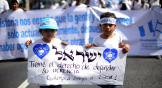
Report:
0,0,10,13
8,0,27,12
25,18,68,88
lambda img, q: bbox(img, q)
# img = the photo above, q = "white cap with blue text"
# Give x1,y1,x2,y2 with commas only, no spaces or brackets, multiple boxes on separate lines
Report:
39,18,58,30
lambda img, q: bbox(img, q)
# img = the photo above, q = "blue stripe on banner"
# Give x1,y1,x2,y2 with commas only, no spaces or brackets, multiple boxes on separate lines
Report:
139,26,145,37
148,20,155,33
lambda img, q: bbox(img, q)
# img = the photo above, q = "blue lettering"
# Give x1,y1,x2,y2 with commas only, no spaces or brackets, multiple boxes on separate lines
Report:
21,28,41,38
20,18,31,26
81,24,101,33
0,18,18,27
17,43,27,52
70,37,85,45
67,13,73,22
57,26,79,35
8,29,19,39
116,17,132,25
0,42,15,51
55,16,66,25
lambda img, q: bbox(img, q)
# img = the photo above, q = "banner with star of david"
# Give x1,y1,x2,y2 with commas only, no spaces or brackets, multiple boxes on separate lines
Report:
28,43,127,85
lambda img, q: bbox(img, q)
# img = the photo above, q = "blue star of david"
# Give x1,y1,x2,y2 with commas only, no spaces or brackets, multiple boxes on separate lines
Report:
104,51,115,60
103,48,118,63
34,46,49,57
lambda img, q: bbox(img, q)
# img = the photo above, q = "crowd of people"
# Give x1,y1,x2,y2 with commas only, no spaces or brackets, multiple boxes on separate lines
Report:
0,0,162,13
48,0,162,11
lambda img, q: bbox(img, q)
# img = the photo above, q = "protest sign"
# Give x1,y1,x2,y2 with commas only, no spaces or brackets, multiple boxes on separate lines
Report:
28,43,127,85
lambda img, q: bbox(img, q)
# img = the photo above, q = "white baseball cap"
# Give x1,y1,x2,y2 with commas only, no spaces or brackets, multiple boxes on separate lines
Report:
61,0,66,3
39,18,58,30
11,0,19,4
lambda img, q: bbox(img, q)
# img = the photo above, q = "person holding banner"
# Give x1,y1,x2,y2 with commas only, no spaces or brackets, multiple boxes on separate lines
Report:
8,0,27,12
85,12,130,88
26,18,68,88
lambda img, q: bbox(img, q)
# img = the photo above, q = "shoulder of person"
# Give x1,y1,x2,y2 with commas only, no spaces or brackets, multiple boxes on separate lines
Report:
18,8,24,11
28,39,40,48
54,38,62,42
115,33,121,36
94,36,101,40
114,33,122,38
33,39,42,44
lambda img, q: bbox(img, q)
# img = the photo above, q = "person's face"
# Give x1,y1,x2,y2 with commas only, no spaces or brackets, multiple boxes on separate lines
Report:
100,24,116,36
10,1,19,10
40,29,57,41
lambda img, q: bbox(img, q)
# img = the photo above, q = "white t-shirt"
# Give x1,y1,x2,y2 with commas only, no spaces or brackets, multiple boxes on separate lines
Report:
93,34,122,48
0,0,9,13
8,8,23,12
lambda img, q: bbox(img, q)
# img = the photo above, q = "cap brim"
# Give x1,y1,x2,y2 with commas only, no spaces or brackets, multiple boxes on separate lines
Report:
39,26,58,29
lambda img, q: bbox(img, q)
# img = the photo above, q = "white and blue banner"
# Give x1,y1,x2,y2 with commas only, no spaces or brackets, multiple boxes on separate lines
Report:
0,6,162,60
28,43,127,85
